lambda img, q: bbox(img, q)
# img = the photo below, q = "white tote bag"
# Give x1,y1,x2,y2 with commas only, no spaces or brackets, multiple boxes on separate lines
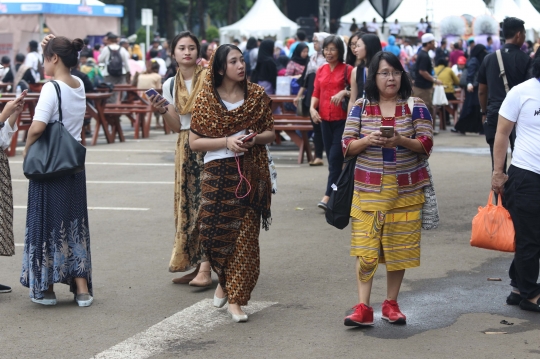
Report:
432,85,448,106
276,76,291,96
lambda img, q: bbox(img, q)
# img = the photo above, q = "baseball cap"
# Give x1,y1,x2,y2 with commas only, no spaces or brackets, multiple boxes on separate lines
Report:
457,56,467,65
421,33,435,43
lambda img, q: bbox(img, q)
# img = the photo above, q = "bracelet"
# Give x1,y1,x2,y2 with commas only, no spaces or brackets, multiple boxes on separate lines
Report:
159,107,168,115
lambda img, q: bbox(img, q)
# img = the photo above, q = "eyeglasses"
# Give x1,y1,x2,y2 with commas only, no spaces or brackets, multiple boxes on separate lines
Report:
324,48,338,53
377,71,403,78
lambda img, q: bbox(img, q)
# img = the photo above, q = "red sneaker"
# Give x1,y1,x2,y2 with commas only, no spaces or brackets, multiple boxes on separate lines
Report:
381,299,406,324
344,303,374,326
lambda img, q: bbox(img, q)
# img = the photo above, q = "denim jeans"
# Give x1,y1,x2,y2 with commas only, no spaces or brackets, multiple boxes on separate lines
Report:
320,119,346,197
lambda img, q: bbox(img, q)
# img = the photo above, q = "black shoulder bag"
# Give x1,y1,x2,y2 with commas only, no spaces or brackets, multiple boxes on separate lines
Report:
23,81,86,180
326,98,367,230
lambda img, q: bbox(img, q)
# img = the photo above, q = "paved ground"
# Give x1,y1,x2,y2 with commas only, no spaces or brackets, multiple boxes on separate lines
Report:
1,125,539,359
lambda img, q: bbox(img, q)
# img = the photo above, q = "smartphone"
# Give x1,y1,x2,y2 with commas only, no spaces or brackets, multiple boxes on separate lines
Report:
145,88,169,106
240,132,258,143
380,126,395,138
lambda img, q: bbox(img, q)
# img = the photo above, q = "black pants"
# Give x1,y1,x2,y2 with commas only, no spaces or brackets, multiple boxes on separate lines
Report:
310,115,324,160
321,119,346,197
504,165,540,299
485,120,515,173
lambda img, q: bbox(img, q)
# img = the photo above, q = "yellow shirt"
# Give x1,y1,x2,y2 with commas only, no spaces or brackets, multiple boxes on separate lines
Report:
434,65,459,94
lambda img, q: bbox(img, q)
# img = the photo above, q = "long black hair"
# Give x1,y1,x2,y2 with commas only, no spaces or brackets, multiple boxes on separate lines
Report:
170,31,200,58
345,31,364,66
364,51,412,102
359,33,382,67
211,44,247,91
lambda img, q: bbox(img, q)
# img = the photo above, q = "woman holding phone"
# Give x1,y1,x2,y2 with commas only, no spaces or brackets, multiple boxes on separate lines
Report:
148,31,212,287
20,35,92,307
0,92,26,293
190,44,274,322
342,52,433,326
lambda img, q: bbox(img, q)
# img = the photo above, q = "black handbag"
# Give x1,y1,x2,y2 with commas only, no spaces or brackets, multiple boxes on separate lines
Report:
325,156,357,229
23,81,86,180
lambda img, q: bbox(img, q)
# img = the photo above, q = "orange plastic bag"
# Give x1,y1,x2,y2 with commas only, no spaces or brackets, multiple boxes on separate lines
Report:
470,191,515,252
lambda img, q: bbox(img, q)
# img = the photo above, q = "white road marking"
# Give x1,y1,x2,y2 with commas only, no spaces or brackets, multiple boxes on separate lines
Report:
11,179,174,185
14,206,149,211
91,299,276,359
15,243,24,247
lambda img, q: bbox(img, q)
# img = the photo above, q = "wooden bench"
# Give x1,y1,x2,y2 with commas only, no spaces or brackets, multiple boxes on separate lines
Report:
436,99,461,130
273,114,313,164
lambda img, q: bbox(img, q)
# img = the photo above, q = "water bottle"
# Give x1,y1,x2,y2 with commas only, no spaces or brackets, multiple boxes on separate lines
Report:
16,85,22,97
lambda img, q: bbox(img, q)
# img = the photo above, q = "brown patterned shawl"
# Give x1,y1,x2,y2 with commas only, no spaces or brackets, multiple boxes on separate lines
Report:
174,64,206,115
190,47,274,230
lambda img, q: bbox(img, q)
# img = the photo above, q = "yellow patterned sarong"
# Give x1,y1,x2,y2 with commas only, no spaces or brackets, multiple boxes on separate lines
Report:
350,174,424,281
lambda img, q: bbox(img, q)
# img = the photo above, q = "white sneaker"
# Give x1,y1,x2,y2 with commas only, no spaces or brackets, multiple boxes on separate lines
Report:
75,293,94,307
31,292,57,306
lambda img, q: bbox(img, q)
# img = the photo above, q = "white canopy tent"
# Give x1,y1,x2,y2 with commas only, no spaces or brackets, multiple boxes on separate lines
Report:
339,0,489,38
219,0,298,44
514,0,540,32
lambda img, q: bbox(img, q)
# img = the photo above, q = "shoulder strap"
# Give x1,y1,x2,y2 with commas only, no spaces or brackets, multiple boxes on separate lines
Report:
170,77,175,98
407,97,414,112
496,50,510,94
51,81,63,123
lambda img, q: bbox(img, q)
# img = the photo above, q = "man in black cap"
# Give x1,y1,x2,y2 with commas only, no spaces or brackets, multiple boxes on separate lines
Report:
98,33,131,102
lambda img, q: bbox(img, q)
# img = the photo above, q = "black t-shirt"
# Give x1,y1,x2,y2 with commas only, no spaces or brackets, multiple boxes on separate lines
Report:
71,69,95,93
414,50,433,89
2,68,13,83
477,43,532,122
355,64,366,99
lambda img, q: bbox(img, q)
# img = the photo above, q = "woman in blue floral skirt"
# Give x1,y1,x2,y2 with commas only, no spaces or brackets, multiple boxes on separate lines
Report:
20,34,92,307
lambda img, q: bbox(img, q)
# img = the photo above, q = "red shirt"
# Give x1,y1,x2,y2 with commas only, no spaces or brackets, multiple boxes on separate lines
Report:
312,63,353,121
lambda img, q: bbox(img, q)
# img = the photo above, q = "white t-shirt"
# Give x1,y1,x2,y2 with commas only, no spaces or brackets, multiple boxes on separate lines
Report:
153,57,167,77
204,99,246,164
24,51,41,82
0,121,17,150
367,22,379,33
451,64,463,76
389,23,401,35
417,23,428,32
163,77,193,131
499,78,540,175
33,77,86,141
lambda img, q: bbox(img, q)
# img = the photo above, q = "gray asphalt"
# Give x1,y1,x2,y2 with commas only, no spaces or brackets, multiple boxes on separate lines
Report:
1,126,539,359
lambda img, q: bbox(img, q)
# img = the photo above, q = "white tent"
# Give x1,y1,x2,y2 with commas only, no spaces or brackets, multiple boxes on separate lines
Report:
491,0,522,22
514,0,540,32
338,1,383,35
219,0,298,44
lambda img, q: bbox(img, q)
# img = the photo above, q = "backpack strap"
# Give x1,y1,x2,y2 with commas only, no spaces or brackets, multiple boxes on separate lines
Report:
496,49,510,94
51,81,63,123
170,77,175,98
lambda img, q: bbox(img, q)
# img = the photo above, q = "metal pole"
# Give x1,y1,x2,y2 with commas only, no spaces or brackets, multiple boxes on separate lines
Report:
39,13,44,40
319,0,330,32
146,25,150,58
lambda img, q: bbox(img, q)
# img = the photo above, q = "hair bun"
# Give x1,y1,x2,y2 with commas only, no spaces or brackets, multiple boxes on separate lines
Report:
72,38,84,53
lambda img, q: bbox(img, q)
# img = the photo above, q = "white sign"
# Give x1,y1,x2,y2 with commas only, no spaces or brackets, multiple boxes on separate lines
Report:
141,8,153,26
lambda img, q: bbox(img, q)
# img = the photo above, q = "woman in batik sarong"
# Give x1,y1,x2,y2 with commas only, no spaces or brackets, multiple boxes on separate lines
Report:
20,35,93,307
342,52,433,326
149,31,211,287
190,44,274,322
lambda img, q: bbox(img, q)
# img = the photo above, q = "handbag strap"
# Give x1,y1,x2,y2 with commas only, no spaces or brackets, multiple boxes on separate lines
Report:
51,81,63,123
345,97,367,162
343,64,349,88
496,50,510,94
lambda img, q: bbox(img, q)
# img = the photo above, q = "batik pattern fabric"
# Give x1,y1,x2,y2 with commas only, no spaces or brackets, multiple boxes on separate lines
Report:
0,150,14,257
169,130,206,272
198,157,261,306
20,171,92,299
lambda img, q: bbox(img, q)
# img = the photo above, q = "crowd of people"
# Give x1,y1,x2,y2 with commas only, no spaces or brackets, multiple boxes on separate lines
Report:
0,14,540,327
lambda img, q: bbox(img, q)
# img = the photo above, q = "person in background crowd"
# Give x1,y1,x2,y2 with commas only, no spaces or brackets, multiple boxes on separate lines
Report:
98,33,131,102
119,39,130,54
451,55,467,77
478,17,531,172
190,44,275,322
80,57,103,88
251,39,278,95
146,40,161,61
425,16,432,33
389,19,401,36
384,35,401,57
367,18,379,35
160,40,170,62
149,49,166,77
435,39,449,64
413,33,443,122
491,56,540,313
449,42,464,67
274,41,287,58
342,51,433,327
232,39,241,48
71,58,94,93
243,37,258,78
350,18,359,34
13,54,35,92
359,21,369,33
288,30,307,58
285,43,308,77
346,32,363,67
24,40,42,83
128,54,145,78
348,33,382,113
21,35,93,307
239,36,248,52
467,38,475,57
0,56,13,83
0,92,25,294
453,45,487,134
93,44,101,62
310,35,353,210
295,32,330,167
416,18,428,38
132,60,161,90
434,58,460,125
486,36,494,53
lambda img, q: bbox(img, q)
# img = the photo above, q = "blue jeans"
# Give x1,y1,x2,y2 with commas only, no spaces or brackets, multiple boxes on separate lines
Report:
321,119,346,197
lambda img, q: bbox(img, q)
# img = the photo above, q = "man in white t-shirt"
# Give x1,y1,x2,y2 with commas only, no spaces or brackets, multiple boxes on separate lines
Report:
98,33,131,102
389,19,401,36
24,40,42,82
367,18,379,35
492,57,540,313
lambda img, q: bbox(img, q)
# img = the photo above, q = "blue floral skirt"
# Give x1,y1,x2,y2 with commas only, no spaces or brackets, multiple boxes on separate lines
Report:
20,171,92,300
